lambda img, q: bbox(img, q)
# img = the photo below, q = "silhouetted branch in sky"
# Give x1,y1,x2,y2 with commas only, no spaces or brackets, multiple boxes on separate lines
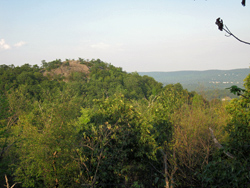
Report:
215,18,250,45
242,0,246,6
197,1,245,6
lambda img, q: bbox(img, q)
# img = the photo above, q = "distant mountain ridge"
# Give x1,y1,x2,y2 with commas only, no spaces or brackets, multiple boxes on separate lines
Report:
139,68,250,91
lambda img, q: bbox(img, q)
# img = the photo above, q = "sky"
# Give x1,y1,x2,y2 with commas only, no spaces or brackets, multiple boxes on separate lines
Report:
0,0,250,72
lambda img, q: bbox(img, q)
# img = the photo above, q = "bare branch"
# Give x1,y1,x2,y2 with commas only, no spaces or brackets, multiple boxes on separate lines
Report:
4,175,20,188
0,141,16,159
91,149,103,188
224,25,250,45
4,175,9,188
209,128,234,159
215,18,250,45
148,161,164,176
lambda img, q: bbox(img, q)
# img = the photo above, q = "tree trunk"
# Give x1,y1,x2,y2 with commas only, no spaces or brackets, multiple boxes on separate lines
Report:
164,153,170,188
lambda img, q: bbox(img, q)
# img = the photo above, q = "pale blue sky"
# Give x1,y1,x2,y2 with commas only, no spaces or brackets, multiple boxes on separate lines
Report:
0,0,250,72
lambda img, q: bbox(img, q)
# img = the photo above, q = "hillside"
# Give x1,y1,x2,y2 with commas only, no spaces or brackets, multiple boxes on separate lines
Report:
1,58,250,187
139,69,250,91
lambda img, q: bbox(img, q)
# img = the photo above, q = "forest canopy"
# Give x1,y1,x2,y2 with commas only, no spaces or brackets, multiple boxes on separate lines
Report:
0,58,249,187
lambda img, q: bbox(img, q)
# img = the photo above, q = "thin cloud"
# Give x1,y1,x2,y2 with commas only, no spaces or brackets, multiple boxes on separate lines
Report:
14,41,26,47
0,39,11,50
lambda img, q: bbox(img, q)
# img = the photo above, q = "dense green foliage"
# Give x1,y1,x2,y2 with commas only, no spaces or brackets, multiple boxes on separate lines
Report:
0,59,249,187
200,75,250,187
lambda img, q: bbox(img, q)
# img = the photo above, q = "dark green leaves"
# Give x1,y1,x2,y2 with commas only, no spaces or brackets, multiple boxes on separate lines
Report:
226,85,246,96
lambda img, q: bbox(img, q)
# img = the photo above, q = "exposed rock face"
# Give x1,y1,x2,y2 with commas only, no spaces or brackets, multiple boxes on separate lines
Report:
43,60,89,79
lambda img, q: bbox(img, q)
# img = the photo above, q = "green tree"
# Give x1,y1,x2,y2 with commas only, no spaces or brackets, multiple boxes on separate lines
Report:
0,94,11,169
201,74,250,187
75,94,157,187
11,88,83,187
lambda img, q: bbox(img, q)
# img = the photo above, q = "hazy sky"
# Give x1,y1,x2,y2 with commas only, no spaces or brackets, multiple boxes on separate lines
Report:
1,0,250,72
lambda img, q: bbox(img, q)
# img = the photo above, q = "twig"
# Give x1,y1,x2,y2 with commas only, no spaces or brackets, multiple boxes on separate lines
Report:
4,174,20,188
91,149,103,188
223,25,250,45
148,161,164,176
209,127,234,159
215,18,250,45
0,141,16,159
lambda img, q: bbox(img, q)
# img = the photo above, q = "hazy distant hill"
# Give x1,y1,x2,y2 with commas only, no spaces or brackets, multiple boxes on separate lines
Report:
139,69,250,91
